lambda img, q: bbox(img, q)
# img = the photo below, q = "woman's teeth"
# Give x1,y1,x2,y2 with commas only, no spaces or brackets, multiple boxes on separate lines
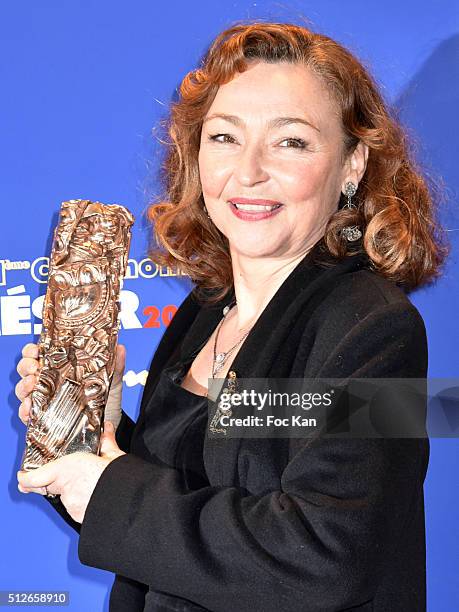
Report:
233,203,281,211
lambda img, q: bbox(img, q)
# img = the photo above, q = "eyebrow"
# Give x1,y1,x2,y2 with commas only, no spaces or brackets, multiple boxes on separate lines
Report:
202,113,320,133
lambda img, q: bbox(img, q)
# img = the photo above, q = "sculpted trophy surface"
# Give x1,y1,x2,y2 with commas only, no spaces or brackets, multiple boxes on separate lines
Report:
20,199,134,471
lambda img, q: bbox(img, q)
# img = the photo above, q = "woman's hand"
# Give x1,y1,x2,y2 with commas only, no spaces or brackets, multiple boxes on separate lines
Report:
15,342,126,429
17,421,125,523
15,342,40,426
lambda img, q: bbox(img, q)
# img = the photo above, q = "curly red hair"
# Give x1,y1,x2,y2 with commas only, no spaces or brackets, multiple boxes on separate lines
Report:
147,21,449,304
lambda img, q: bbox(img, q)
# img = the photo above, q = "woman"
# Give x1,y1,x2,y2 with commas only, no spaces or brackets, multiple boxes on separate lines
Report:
15,22,448,612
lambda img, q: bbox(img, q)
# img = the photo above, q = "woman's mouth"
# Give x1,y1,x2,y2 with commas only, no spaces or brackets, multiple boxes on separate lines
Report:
228,199,284,221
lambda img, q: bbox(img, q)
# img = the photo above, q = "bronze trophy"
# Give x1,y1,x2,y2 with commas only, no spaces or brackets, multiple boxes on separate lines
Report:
20,199,134,472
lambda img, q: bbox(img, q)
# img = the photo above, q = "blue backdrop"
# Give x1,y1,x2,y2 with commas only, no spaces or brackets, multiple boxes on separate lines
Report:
1,1,458,610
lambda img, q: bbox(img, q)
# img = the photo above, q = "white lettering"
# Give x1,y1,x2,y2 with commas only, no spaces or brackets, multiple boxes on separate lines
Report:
31,295,45,335
0,287,31,335
30,257,49,284
119,290,142,329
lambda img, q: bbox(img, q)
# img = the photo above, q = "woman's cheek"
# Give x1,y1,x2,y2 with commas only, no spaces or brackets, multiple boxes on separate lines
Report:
283,162,329,203
276,167,315,203
199,157,222,197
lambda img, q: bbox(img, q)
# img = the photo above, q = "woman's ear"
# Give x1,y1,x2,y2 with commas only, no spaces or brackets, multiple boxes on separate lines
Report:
344,140,369,187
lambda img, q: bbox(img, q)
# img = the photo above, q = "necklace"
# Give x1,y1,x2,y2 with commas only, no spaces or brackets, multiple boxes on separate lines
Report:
211,299,253,378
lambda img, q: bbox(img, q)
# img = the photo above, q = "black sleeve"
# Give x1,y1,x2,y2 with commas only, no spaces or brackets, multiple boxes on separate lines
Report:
77,302,428,612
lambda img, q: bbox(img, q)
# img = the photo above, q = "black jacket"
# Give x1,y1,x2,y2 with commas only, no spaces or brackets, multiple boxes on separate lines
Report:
47,244,429,611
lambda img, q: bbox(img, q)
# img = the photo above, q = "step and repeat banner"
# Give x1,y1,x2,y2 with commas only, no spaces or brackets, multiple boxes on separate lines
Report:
1,1,458,610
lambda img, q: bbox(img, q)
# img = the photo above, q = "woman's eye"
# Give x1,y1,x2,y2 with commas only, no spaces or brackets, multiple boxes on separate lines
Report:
208,133,236,144
206,134,308,149
279,138,308,149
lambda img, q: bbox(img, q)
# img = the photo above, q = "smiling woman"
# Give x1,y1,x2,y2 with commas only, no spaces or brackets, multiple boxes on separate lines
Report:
197,61,365,265
148,22,448,306
15,19,449,612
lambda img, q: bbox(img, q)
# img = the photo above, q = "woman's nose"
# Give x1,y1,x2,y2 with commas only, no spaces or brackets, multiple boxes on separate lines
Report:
233,146,270,186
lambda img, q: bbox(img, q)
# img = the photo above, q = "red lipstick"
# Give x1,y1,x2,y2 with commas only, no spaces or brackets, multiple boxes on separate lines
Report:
227,198,284,221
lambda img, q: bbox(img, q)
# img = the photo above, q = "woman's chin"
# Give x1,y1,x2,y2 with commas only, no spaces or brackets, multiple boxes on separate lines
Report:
229,242,286,260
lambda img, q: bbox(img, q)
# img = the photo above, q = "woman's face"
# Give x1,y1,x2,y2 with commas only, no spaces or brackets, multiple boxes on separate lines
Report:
198,60,363,261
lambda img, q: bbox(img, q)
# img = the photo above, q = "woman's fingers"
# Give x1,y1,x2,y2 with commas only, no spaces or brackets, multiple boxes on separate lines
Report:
15,343,125,429
15,344,39,426
18,482,48,495
21,343,39,359
18,396,32,425
15,374,38,402
17,357,39,378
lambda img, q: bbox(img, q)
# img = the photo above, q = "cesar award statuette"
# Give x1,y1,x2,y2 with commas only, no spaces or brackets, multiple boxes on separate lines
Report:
20,199,134,473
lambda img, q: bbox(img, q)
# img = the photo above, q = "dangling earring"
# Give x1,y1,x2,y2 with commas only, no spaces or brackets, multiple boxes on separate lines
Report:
340,181,362,242
203,205,211,219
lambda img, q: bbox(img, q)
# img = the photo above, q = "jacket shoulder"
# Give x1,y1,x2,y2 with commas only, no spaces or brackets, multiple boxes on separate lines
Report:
304,268,427,378
312,267,425,329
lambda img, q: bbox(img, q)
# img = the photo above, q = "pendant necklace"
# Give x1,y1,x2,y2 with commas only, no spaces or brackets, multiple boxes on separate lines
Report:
209,298,254,434
211,299,252,378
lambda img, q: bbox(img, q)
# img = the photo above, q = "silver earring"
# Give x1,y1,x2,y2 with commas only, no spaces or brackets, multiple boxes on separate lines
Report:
341,181,362,242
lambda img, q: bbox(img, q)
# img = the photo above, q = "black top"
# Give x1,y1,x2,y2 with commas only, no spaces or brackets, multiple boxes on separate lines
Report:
142,355,210,492
135,356,227,612
47,245,429,612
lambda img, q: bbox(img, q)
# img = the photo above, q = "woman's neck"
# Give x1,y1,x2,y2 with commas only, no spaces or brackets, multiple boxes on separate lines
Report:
228,247,313,333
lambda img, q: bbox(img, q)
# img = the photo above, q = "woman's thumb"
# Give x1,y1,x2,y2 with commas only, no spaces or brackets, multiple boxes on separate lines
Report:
115,344,126,375
100,421,118,455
